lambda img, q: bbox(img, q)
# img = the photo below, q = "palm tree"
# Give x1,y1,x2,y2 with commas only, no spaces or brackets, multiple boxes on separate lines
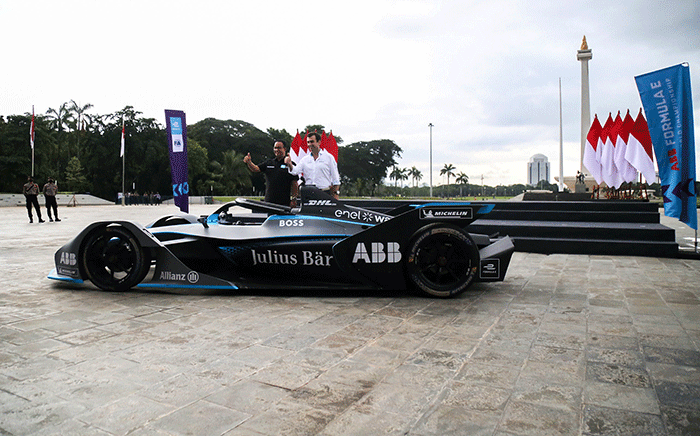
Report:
45,103,70,133
456,172,469,196
408,166,422,188
389,166,408,188
45,103,71,179
440,163,456,186
67,100,94,132
68,100,94,159
456,172,469,185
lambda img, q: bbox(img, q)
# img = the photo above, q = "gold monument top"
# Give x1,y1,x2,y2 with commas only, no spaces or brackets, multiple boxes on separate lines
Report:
580,36,588,50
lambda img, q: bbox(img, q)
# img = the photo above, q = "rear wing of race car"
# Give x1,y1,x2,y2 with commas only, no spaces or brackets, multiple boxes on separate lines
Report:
332,203,514,290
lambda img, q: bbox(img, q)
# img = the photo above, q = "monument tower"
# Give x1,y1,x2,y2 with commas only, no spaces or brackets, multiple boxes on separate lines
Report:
577,36,592,175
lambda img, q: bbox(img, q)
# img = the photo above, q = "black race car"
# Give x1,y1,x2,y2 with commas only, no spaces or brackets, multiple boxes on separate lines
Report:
49,186,514,297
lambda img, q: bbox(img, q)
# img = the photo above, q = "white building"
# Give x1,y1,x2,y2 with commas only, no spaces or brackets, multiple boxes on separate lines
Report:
527,154,550,186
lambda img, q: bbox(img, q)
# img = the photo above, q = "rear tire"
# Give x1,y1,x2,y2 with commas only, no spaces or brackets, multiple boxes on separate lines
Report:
405,224,479,297
81,225,150,291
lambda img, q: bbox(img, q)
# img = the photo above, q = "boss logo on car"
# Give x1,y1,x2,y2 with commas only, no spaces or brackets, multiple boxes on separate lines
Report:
59,252,77,266
352,242,401,264
420,208,473,220
279,219,304,227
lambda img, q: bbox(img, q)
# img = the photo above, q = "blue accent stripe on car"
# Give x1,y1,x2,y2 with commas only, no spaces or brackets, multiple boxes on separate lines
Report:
47,275,84,284
136,283,239,290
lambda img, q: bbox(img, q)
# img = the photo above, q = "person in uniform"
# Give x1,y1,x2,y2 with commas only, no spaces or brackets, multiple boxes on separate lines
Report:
42,178,60,222
23,176,44,223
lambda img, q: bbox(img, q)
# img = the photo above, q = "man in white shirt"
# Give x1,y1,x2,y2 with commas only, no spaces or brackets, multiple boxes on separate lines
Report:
285,132,340,200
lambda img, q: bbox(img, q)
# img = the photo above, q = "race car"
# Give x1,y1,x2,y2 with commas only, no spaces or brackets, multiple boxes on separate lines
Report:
49,186,514,297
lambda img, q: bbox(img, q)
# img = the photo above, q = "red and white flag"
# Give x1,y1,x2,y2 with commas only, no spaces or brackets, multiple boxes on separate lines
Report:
324,131,339,162
30,106,35,150
600,113,622,188
613,110,638,183
625,109,656,183
583,114,603,184
289,130,307,163
120,117,125,157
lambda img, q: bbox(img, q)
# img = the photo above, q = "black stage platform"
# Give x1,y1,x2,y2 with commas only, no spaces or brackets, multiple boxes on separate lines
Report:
344,198,681,258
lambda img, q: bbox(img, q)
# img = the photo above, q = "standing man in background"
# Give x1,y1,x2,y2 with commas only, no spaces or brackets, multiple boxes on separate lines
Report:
43,178,60,222
23,176,44,223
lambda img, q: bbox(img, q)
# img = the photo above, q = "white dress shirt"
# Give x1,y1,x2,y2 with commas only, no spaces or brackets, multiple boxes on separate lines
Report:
289,150,340,190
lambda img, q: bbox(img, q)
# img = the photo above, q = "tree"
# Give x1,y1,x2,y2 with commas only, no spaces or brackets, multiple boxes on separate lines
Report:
389,166,408,188
45,103,71,179
338,139,402,196
456,172,469,197
64,156,88,192
219,150,252,195
67,100,94,160
266,128,293,148
408,166,422,187
440,163,456,186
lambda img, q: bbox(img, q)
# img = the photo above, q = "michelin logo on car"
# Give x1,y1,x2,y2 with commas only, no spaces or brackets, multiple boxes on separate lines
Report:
420,208,473,220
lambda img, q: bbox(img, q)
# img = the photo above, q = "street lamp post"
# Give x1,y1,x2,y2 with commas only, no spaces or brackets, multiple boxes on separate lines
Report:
428,123,433,197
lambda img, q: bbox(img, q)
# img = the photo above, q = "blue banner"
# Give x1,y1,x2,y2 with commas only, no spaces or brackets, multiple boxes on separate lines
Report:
635,64,697,230
165,110,189,213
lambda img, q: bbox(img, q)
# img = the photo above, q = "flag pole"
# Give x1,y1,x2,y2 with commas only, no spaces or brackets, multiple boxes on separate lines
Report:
30,105,35,177
559,78,564,192
121,117,125,206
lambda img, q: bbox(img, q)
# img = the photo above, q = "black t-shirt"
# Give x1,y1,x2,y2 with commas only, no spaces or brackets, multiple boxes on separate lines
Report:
259,157,297,206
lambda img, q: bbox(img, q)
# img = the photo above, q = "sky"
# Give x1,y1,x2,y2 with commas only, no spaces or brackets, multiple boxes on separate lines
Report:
2,0,699,187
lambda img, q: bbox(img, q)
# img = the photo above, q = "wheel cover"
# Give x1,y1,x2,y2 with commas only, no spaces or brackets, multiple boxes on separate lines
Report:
407,226,478,297
82,227,146,291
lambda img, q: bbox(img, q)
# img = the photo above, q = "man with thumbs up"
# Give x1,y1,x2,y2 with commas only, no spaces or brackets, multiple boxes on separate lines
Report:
244,140,299,207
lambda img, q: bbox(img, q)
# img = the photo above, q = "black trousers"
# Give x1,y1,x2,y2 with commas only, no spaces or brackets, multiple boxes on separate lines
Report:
45,195,58,219
25,195,42,220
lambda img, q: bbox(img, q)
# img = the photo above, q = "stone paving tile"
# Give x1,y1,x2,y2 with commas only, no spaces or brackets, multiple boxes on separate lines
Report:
660,405,700,436
585,381,660,415
500,401,580,436
586,361,652,388
582,405,666,435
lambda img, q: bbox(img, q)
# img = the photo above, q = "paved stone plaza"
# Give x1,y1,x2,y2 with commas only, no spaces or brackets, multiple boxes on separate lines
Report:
1,203,699,435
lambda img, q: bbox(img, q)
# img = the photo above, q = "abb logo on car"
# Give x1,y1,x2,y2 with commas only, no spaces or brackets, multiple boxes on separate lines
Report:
352,242,401,264
59,252,77,266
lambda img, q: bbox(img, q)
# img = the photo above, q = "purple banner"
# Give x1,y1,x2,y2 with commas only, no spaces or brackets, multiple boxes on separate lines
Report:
165,110,189,213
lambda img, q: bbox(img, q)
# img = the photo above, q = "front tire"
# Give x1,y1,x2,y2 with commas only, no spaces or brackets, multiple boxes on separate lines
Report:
405,224,479,297
81,225,150,291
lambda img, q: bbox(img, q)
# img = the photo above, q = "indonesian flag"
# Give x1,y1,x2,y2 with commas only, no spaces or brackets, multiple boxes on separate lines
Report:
325,131,339,162
290,130,307,163
600,113,623,188
625,109,655,183
30,106,35,150
120,117,125,157
583,114,603,184
613,110,638,183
